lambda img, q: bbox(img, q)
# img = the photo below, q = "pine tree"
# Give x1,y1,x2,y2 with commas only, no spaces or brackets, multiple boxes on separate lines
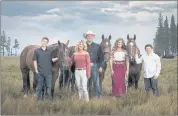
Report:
153,12,164,55
163,16,170,55
13,39,20,56
1,31,7,56
170,15,177,55
6,37,11,56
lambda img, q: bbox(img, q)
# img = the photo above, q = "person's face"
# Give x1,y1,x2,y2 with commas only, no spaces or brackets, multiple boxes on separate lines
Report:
86,34,94,43
41,39,48,47
145,46,152,54
117,40,123,48
78,42,84,50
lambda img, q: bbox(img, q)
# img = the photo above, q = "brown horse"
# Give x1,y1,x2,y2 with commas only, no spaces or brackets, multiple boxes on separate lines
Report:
20,40,70,97
126,34,142,89
99,34,112,92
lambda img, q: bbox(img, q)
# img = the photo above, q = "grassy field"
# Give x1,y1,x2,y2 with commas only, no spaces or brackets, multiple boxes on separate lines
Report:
1,56,177,115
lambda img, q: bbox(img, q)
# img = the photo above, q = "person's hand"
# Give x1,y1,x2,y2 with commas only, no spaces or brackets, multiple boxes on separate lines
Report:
153,75,159,79
99,67,102,72
125,70,129,79
111,70,114,77
52,58,58,62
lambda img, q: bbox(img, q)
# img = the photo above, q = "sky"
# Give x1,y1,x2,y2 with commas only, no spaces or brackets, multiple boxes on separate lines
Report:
1,1,177,55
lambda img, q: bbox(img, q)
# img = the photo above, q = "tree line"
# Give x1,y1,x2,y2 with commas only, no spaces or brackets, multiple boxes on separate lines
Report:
153,12,177,56
0,30,20,56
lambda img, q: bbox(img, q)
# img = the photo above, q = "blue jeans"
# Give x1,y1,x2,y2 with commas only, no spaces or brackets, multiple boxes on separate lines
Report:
144,77,159,96
88,63,101,97
36,72,52,100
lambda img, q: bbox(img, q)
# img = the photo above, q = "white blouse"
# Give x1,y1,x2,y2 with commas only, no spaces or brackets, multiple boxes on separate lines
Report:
113,51,127,61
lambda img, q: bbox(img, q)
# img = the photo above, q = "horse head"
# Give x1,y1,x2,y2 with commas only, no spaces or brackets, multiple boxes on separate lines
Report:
126,34,140,63
51,40,70,67
100,34,112,62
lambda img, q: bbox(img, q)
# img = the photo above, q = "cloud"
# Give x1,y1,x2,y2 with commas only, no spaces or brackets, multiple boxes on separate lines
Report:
46,8,61,13
1,1,177,55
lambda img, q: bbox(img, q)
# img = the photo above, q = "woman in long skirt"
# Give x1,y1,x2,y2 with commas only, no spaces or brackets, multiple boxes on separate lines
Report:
110,38,129,97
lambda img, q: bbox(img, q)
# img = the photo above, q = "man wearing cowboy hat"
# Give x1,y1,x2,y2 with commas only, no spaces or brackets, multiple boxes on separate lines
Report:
83,30,104,99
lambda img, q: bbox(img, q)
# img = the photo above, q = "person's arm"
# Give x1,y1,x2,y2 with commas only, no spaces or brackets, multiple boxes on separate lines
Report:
154,55,161,79
135,54,143,64
51,51,58,62
125,52,129,74
86,53,91,78
32,50,38,73
110,52,114,76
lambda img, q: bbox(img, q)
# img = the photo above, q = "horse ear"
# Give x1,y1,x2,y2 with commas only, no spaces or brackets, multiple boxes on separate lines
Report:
58,40,61,45
102,34,104,40
134,34,136,40
66,40,70,47
83,33,87,39
109,35,111,40
127,34,129,40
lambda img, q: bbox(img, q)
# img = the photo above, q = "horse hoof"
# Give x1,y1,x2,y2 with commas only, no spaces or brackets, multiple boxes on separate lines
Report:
24,94,27,98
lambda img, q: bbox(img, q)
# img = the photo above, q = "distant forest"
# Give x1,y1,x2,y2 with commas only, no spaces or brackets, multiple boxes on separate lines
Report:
0,12,177,56
153,12,177,56
0,31,20,56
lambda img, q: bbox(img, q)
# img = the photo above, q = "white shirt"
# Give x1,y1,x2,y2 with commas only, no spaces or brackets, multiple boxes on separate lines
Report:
135,52,161,78
113,51,127,61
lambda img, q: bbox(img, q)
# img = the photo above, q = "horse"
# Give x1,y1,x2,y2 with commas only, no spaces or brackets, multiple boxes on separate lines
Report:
20,40,70,98
59,45,76,93
99,34,112,92
126,34,142,89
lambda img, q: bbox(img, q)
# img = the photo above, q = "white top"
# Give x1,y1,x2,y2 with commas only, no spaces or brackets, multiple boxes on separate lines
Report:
113,51,127,61
135,52,161,78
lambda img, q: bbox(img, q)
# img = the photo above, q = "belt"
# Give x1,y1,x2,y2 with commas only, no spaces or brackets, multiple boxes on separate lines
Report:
113,61,125,64
75,68,86,70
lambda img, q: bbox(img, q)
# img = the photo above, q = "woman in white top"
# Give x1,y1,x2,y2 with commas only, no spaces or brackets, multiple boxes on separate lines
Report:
110,38,129,97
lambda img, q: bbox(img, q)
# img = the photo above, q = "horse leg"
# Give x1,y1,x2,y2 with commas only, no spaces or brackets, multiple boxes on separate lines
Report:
51,72,59,98
128,75,133,88
135,73,141,89
71,73,76,92
27,72,31,93
21,68,30,96
59,71,63,90
99,71,104,94
33,72,37,93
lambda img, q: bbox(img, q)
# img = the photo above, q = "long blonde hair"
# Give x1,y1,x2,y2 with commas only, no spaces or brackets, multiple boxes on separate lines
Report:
75,40,87,52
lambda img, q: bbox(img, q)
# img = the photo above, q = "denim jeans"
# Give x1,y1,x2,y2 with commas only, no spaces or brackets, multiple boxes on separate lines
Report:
88,63,101,98
144,77,159,96
36,72,52,100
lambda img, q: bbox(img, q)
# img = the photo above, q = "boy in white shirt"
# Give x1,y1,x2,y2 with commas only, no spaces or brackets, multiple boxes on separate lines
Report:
135,44,161,96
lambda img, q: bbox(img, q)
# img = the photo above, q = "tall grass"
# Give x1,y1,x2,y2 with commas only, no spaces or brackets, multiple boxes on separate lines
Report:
1,56,177,115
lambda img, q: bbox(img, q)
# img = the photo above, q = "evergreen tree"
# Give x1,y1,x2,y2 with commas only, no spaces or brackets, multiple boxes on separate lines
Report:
6,37,11,56
1,31,7,56
163,16,170,55
153,12,164,55
13,39,19,56
170,15,177,55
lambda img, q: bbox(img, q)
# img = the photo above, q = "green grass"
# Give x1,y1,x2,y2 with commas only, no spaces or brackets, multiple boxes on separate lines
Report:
1,56,177,115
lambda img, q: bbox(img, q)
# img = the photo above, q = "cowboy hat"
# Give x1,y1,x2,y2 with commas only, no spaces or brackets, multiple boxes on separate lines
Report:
83,30,96,38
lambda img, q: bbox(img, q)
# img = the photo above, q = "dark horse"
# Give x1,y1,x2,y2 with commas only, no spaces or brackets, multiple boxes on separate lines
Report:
126,34,142,89
99,34,112,92
59,45,76,92
20,40,70,97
